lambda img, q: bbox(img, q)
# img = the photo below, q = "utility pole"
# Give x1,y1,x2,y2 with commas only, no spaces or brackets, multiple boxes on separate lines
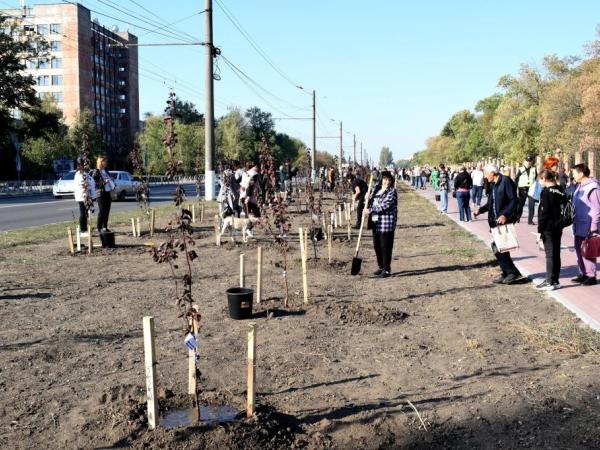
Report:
360,142,363,166
353,134,356,169
339,121,343,173
312,90,316,179
204,0,215,200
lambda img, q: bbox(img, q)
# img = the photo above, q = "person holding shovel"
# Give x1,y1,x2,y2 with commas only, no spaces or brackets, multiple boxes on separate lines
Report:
365,171,398,278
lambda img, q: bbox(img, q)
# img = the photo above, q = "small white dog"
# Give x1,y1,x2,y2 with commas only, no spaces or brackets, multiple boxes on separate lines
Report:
219,216,258,244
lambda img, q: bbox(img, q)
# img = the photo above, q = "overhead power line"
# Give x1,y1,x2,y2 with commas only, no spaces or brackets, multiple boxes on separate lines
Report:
214,0,309,95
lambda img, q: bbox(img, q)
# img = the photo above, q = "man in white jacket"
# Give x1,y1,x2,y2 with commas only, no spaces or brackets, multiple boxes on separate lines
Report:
74,161,96,237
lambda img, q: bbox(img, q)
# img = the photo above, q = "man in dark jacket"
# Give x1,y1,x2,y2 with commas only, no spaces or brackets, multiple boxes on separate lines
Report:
347,172,369,228
474,164,522,284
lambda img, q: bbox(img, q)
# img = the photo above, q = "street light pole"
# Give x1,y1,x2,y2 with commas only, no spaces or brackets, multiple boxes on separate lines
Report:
204,0,215,200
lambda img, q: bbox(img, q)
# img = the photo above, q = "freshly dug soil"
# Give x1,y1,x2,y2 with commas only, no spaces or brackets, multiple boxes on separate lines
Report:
1,183,599,449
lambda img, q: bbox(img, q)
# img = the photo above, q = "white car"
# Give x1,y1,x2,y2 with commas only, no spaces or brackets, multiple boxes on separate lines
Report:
109,171,140,201
52,170,76,198
53,170,140,201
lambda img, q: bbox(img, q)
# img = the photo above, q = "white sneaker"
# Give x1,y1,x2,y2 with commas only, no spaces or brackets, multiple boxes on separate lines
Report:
535,280,557,291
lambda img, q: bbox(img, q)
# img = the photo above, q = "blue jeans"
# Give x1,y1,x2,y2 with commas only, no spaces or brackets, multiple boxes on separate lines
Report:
456,191,471,221
414,176,422,189
471,185,483,206
440,190,448,212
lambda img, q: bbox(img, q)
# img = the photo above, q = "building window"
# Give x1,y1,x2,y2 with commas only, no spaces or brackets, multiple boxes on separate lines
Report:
118,66,125,72
37,75,50,86
52,75,63,85
23,24,34,34
120,108,127,114
37,24,49,35
50,24,61,34
51,58,63,69
119,94,126,100
52,92,64,102
37,58,49,69
50,41,62,51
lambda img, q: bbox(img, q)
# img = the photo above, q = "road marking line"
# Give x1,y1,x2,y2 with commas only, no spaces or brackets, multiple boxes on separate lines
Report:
0,199,70,209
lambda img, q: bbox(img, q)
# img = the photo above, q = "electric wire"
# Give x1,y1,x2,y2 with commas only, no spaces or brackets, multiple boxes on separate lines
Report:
214,0,309,95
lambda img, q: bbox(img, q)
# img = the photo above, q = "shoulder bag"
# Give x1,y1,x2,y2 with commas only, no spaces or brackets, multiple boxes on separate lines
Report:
491,223,519,253
582,235,600,258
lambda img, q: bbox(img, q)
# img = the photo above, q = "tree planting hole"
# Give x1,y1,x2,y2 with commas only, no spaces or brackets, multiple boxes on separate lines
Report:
161,405,239,428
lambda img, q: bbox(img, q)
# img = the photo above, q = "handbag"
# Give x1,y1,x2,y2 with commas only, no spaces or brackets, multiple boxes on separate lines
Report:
582,235,600,258
452,191,456,198
491,223,519,253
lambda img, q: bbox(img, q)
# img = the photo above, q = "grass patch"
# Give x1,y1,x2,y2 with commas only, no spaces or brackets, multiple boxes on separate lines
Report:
521,319,600,355
443,248,477,258
0,202,217,249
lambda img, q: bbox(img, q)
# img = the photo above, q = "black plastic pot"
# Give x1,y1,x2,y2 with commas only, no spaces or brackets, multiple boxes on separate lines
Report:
100,231,115,248
435,194,441,202
226,287,254,320
310,227,324,242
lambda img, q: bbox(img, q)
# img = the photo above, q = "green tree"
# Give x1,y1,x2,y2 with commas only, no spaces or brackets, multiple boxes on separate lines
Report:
68,109,105,158
379,146,393,167
173,97,203,124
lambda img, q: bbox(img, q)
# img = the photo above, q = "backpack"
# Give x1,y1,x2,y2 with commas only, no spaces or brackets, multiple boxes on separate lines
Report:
559,196,574,228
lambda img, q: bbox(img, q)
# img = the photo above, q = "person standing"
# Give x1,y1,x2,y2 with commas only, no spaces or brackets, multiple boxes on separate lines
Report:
536,169,567,290
471,163,485,207
474,164,522,284
365,171,397,278
514,155,537,224
438,164,449,213
454,167,473,222
571,164,600,286
347,172,368,229
91,156,114,232
74,158,96,237
431,166,440,190
413,166,422,190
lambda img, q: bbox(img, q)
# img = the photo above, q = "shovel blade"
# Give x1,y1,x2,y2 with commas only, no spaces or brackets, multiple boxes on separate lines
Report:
351,257,362,275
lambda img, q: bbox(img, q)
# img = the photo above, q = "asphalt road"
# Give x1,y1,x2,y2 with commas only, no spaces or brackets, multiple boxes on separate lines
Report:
0,183,201,232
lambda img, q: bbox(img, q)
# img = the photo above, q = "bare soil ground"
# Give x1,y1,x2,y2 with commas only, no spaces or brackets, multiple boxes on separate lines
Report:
1,183,599,449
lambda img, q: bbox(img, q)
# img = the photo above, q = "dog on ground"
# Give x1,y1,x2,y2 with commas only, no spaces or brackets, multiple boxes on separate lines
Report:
219,215,259,244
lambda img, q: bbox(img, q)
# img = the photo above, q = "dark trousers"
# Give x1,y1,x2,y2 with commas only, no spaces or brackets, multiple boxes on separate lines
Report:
471,185,483,206
456,191,471,221
493,245,520,277
373,231,394,272
542,230,562,284
78,201,88,232
97,191,112,231
517,188,536,223
355,198,365,227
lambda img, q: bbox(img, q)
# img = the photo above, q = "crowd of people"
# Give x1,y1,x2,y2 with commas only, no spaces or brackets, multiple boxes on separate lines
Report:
404,157,599,290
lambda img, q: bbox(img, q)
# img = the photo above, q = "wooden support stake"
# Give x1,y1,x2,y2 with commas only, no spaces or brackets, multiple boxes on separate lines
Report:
192,204,196,223
143,316,159,430
200,202,205,223
328,225,332,263
188,305,200,401
347,222,351,241
240,253,245,288
338,206,343,227
256,247,262,304
247,322,257,418
131,218,137,237
136,217,141,238
67,227,75,254
322,216,327,239
299,228,308,304
76,225,81,252
87,212,93,254
150,209,155,237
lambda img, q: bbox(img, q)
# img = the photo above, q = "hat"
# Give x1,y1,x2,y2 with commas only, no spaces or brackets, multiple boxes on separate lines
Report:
525,155,534,162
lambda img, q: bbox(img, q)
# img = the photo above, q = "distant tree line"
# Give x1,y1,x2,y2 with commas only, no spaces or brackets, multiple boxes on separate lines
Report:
412,29,600,167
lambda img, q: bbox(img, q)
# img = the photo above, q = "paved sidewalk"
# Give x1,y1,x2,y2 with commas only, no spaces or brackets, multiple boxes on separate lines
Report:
411,183,600,331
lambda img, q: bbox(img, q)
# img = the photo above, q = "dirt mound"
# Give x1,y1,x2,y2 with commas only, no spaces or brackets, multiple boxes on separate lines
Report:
321,302,409,326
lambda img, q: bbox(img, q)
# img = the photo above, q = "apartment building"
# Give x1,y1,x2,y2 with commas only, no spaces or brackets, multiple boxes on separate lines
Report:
1,2,139,167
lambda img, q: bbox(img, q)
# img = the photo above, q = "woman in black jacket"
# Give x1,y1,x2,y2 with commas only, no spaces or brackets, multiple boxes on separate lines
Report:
453,167,473,222
536,169,566,291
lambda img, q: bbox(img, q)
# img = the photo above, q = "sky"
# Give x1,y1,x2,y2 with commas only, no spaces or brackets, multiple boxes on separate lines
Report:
6,0,600,163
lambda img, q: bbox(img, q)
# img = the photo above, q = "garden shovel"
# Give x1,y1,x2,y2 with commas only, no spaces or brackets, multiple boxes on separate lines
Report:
351,175,374,275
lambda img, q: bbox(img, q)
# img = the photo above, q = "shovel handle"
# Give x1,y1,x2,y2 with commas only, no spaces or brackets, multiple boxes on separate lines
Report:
354,175,374,258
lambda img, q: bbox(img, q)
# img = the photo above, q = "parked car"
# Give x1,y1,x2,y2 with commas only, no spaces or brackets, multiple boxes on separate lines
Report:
109,171,140,201
53,170,139,201
52,170,76,198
